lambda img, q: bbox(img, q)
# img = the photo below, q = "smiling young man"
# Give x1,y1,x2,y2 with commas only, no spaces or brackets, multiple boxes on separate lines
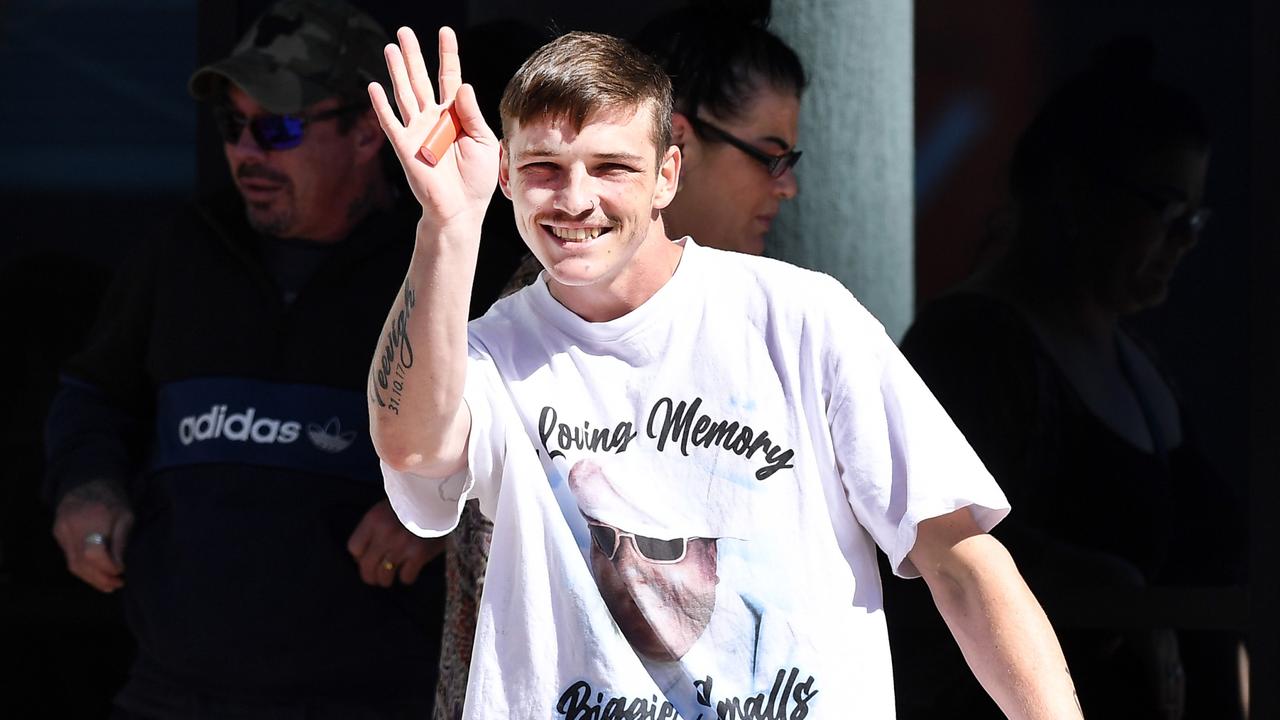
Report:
369,27,1085,720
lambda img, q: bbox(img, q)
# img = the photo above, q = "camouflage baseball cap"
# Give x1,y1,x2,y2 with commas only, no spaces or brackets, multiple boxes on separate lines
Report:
189,0,391,114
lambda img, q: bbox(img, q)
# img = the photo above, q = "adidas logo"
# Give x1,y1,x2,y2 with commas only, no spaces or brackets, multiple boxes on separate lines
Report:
307,417,357,453
177,406,355,453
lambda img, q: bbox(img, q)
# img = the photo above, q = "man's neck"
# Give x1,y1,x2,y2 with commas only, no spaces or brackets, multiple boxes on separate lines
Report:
548,224,684,323
299,173,394,245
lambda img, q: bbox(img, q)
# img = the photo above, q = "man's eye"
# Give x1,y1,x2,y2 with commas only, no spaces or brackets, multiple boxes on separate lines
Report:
598,163,636,175
521,162,557,172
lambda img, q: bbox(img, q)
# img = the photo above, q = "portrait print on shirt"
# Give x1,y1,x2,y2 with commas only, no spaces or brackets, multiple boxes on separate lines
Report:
568,458,733,663
540,395,820,720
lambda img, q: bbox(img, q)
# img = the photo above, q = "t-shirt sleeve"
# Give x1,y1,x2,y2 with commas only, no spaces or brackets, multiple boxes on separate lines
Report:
382,343,508,537
822,281,1010,579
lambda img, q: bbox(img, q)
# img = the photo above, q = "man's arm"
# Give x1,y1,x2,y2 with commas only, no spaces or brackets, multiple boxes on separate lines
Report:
909,508,1084,720
365,26,499,478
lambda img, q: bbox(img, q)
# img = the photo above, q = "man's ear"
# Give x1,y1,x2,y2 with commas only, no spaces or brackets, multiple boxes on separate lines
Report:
353,109,385,163
653,143,681,211
497,142,513,200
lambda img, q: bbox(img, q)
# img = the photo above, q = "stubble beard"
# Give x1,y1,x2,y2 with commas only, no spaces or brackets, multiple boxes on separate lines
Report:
244,195,296,237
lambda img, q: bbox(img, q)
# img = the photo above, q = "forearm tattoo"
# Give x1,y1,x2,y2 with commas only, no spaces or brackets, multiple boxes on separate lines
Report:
1068,666,1083,717
370,284,416,415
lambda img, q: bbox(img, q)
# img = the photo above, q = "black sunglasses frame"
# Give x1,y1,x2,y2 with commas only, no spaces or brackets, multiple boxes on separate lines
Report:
687,116,802,179
213,104,365,151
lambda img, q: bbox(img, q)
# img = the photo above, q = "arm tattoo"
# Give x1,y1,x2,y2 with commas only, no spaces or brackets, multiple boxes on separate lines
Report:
370,284,417,415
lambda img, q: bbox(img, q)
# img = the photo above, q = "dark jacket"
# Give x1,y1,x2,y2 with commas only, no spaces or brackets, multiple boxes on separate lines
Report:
45,188,444,709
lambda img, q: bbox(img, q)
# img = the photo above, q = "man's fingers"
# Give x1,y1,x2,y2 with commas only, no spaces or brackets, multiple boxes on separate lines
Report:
368,83,405,138
396,537,442,586
54,520,123,592
377,557,396,588
79,563,125,593
347,516,375,559
397,27,436,111
453,84,495,144
397,552,426,585
356,544,397,588
353,525,390,585
384,43,421,125
78,542,124,592
437,26,462,105
357,548,381,585
81,542,121,575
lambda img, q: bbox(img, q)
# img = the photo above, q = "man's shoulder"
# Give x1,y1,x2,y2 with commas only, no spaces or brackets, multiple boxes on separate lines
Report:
693,244,865,319
694,244,839,292
466,281,540,343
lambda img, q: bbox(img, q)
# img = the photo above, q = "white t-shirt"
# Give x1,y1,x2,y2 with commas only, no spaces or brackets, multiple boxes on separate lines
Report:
384,238,1008,719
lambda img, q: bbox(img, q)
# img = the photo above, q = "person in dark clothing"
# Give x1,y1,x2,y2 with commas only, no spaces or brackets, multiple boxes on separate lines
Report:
45,1,455,716
891,39,1246,720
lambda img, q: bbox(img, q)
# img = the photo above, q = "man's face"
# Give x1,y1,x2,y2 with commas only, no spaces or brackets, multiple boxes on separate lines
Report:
587,521,719,662
498,103,680,296
668,84,800,255
222,85,373,241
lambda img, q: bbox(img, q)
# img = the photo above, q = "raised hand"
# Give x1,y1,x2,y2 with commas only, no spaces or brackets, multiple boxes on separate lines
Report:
368,27,499,231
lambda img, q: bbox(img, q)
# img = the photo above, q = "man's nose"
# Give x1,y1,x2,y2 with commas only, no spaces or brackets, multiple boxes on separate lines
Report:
553,166,597,216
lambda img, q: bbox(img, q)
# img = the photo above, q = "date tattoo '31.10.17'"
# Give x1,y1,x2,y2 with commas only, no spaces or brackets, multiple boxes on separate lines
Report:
370,285,416,415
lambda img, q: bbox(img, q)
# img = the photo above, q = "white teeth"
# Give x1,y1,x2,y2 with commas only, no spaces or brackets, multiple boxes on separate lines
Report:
548,226,605,241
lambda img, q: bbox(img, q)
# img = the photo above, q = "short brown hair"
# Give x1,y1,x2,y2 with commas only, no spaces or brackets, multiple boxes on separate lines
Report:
499,31,673,164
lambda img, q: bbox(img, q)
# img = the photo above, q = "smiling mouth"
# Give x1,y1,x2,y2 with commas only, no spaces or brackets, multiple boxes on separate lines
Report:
543,224,610,242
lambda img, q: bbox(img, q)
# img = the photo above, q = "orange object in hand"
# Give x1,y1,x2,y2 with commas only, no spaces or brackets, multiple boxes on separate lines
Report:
419,104,462,166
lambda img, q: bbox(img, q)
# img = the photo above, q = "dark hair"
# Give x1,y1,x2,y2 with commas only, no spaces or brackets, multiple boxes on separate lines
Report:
499,31,674,162
1009,37,1209,207
633,0,806,122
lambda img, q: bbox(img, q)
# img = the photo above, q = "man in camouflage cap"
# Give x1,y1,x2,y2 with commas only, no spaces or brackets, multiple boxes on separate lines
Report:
189,0,390,115
46,1,448,716
185,0,395,242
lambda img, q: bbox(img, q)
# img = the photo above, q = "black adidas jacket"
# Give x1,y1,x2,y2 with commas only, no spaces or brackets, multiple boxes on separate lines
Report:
45,188,446,710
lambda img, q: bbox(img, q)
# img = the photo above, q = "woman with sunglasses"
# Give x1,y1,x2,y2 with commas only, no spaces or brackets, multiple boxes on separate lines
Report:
892,40,1246,720
634,0,806,256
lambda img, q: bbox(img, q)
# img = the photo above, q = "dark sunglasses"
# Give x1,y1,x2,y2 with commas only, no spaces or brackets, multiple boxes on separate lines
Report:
687,116,802,179
213,104,363,151
586,520,696,564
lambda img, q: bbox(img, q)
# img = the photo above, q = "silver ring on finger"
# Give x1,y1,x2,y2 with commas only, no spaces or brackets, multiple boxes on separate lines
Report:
84,532,108,547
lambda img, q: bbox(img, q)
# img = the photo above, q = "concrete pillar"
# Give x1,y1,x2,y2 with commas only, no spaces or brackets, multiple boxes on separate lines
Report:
769,1,914,340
